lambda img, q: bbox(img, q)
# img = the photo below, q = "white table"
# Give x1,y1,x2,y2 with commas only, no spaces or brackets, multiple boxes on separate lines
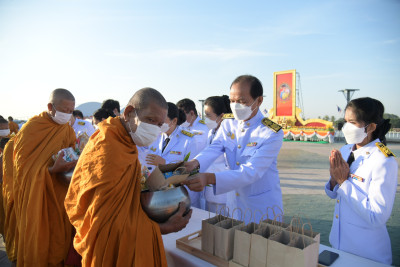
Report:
162,208,390,267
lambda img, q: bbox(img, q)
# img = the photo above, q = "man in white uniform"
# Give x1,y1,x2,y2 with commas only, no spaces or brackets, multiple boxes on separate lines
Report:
71,110,95,137
183,75,284,222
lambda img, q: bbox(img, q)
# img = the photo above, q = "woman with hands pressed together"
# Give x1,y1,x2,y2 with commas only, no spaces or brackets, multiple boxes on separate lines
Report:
326,97,397,264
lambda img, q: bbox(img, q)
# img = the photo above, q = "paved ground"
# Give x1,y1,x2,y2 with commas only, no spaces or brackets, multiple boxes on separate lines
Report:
278,141,400,266
1,141,399,266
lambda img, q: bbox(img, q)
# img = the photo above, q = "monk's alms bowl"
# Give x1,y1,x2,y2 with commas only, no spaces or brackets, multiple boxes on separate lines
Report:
140,186,191,223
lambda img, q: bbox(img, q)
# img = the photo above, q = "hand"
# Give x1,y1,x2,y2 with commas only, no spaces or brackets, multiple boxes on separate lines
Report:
146,154,166,166
183,160,199,173
329,149,349,188
49,151,77,175
181,173,215,192
159,202,192,234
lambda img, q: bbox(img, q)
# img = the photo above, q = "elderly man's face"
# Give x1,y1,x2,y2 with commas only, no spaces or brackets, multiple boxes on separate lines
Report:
136,102,167,127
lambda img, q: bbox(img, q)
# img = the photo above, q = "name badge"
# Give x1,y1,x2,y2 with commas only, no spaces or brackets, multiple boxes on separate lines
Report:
170,151,182,155
246,142,257,147
350,174,365,183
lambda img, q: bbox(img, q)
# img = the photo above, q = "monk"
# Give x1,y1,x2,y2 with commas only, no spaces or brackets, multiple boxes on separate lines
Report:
0,136,10,238
0,118,10,137
4,88,77,266
8,117,19,135
65,88,192,267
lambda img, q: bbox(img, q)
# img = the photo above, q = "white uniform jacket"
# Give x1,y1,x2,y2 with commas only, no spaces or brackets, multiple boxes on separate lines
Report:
181,116,208,149
204,128,228,205
325,139,398,264
195,110,284,221
72,118,95,137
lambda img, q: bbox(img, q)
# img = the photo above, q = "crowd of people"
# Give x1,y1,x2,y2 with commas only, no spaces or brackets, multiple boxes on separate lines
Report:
0,74,397,266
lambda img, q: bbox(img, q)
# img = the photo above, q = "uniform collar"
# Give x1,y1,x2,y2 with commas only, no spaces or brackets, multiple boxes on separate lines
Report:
352,138,380,159
239,109,262,128
190,116,201,130
166,125,180,139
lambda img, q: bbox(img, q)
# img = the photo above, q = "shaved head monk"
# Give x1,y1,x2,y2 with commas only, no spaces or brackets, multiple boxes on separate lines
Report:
2,88,78,265
65,87,192,266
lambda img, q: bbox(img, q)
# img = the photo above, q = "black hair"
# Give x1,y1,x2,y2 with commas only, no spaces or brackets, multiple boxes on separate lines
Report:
73,110,84,119
101,99,120,115
230,75,263,99
0,137,10,150
176,98,197,115
346,97,391,145
8,116,13,121
167,102,186,125
0,118,8,124
204,95,232,116
93,108,114,122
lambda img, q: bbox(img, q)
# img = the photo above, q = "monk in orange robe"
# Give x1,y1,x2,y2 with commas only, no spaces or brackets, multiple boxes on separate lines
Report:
65,88,192,267
0,136,11,238
5,88,78,266
8,117,19,135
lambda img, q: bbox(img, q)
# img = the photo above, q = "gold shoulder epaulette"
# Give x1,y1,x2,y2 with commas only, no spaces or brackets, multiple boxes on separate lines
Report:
261,118,282,133
78,121,85,126
199,120,205,124
222,113,234,119
181,130,194,137
375,142,395,157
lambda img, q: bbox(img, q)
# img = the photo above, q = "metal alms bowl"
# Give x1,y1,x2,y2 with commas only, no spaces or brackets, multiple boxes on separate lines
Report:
140,186,191,223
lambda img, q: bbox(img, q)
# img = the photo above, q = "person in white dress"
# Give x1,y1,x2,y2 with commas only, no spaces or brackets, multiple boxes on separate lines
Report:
202,95,232,213
326,97,397,264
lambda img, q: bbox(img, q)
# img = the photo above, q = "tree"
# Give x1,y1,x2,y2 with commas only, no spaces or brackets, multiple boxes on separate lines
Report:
322,115,329,121
330,116,336,122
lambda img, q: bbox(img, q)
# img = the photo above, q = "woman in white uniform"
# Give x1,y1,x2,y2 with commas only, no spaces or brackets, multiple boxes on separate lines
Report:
326,97,397,264
146,102,205,208
203,95,231,213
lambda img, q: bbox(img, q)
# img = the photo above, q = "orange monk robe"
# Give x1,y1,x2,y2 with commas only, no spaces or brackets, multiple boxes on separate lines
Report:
65,116,167,267
13,111,76,266
2,138,18,261
8,121,19,135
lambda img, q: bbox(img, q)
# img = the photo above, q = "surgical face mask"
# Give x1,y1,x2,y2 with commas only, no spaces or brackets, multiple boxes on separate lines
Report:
205,117,219,130
160,122,170,133
128,111,161,147
0,129,10,137
230,98,258,121
52,105,72,125
342,122,368,144
180,121,190,128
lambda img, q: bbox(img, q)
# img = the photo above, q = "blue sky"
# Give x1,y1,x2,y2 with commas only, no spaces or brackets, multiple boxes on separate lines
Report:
0,0,399,120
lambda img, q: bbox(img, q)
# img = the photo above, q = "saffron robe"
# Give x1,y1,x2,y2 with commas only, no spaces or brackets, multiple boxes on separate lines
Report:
65,117,167,267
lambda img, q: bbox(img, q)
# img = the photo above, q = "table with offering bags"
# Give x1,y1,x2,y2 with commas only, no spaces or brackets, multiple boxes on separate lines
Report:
162,207,390,267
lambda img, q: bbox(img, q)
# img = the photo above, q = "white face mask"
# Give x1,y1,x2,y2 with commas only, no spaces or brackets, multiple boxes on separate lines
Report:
0,129,10,137
128,111,161,147
160,122,170,133
230,98,258,121
180,121,190,128
205,117,219,130
52,105,72,125
342,122,368,144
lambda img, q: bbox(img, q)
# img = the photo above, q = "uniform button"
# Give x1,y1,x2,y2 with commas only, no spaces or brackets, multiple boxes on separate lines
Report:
241,129,245,132
236,162,240,165
337,199,340,204
246,122,250,126
335,214,339,219
235,192,240,196
238,145,241,149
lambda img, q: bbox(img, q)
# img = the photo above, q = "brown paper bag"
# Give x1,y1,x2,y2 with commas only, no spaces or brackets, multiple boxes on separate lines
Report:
249,223,281,267
201,214,229,254
286,221,320,243
233,222,258,267
214,218,244,260
266,224,319,267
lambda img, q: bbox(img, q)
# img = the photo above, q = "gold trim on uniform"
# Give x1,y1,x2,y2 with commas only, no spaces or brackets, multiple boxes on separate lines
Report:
199,120,205,124
181,130,194,137
222,113,235,119
150,147,157,152
261,118,282,133
375,142,395,157
78,121,85,126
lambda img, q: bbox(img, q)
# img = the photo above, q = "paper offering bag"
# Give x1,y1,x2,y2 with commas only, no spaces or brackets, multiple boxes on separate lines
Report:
233,222,258,267
214,218,244,260
249,222,281,267
201,214,229,254
266,223,319,267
